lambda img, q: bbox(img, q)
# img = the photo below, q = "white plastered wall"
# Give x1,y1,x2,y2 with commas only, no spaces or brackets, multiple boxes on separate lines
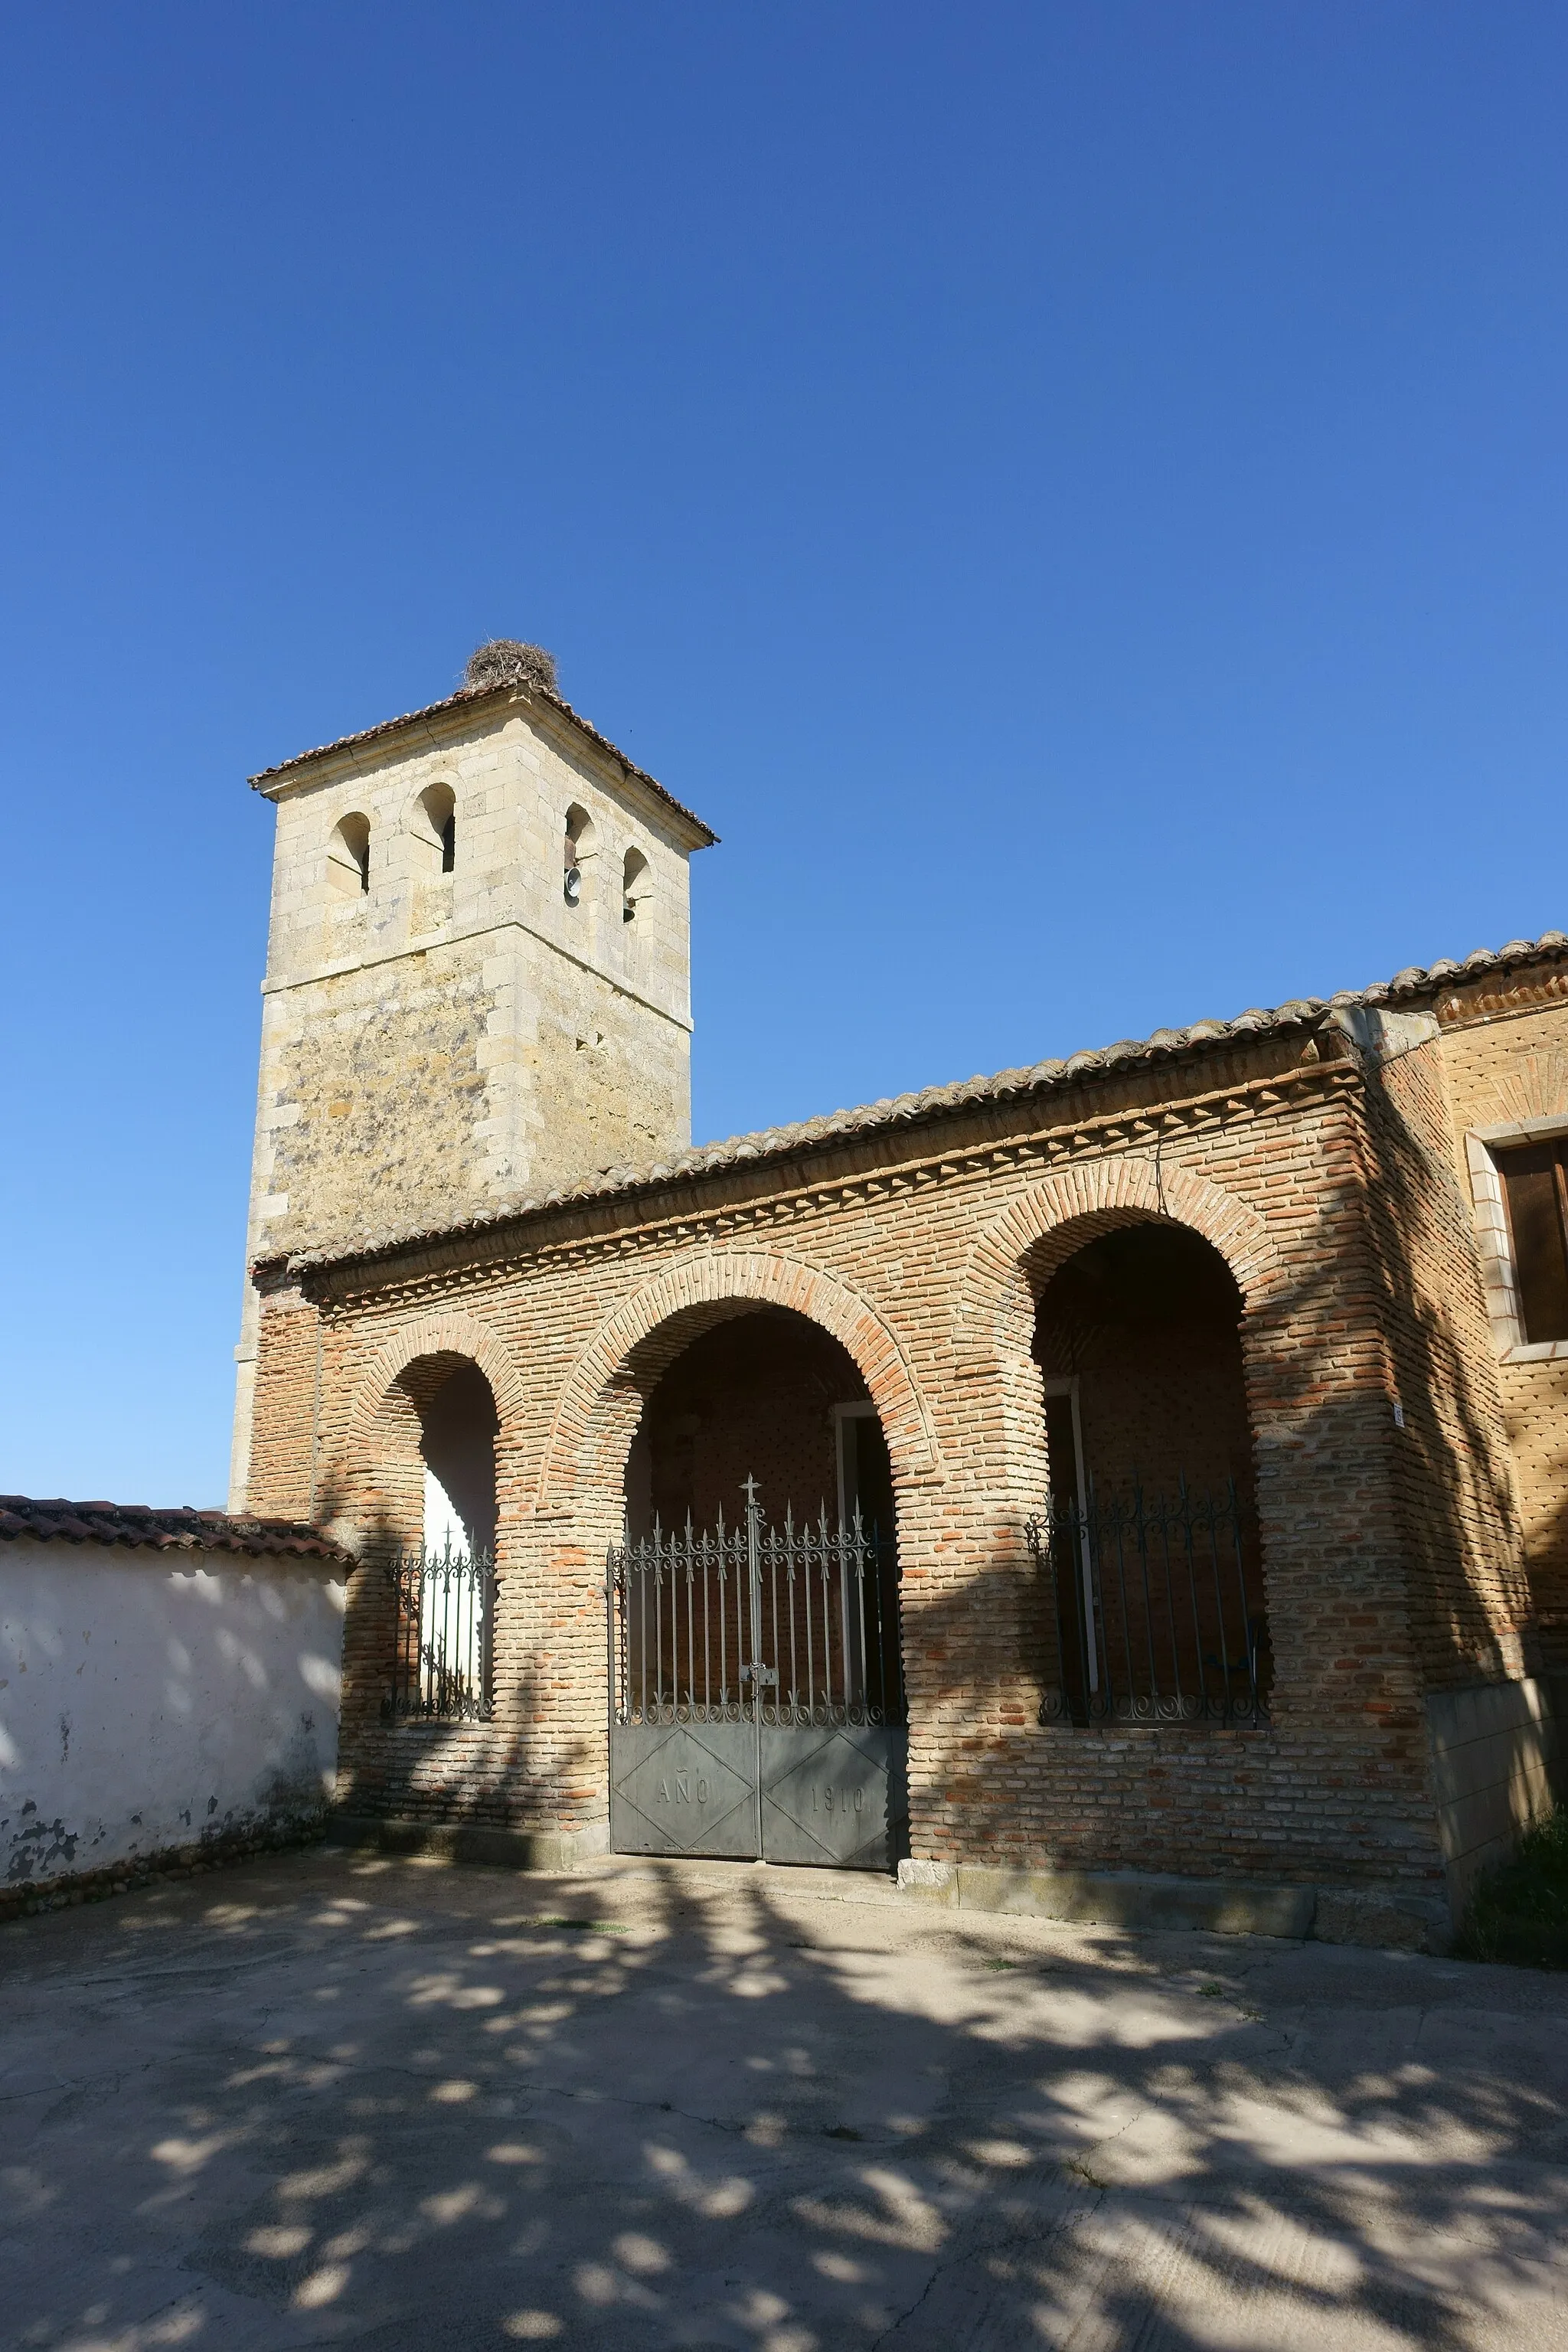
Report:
0,1542,346,1890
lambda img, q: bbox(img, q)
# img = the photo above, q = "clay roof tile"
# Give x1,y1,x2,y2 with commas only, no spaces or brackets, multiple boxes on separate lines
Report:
276,927,1568,1279
0,1494,354,1564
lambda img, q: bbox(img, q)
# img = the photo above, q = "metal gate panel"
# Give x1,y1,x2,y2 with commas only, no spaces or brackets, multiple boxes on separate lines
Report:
759,1724,907,1870
608,1475,906,1872
609,1720,758,1859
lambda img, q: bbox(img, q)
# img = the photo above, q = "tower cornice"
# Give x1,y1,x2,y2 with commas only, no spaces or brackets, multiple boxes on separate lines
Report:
250,678,717,852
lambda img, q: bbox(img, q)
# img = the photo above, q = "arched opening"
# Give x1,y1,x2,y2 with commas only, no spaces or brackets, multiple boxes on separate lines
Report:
1031,1220,1269,1723
412,1357,498,1555
564,804,594,906
328,811,371,897
622,846,650,925
413,782,456,875
625,1308,893,1545
1034,1221,1251,1500
386,1354,498,1721
609,1306,906,1867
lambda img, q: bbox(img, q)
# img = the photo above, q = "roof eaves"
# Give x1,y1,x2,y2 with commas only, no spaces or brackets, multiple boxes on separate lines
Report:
0,1497,356,1565
274,928,1568,1282
248,682,717,847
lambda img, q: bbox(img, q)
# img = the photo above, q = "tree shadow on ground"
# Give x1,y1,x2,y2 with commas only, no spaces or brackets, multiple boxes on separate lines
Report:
5,1850,1568,2350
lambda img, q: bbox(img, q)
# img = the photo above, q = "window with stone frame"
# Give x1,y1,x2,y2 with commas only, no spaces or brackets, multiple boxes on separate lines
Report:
1498,1138,1568,1344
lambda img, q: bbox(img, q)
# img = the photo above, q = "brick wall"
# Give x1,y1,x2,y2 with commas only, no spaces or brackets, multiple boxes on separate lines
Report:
246,1018,1508,1899
1497,1359,1568,1653
247,1281,320,1523
1350,1027,1530,1692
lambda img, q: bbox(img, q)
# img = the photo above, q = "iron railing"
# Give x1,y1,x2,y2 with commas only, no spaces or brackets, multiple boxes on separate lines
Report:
609,1478,903,1731
1026,1482,1269,1727
385,1544,495,1722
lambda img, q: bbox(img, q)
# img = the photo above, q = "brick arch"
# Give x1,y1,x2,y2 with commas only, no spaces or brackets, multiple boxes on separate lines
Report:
1465,1041,1568,1133
539,1250,940,1505
958,1155,1283,1368
345,1308,528,1451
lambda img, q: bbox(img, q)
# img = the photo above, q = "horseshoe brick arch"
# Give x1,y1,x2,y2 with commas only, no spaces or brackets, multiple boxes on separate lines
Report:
539,1249,940,1508
939,1155,1290,1547
344,1308,530,1455
956,1154,1284,1369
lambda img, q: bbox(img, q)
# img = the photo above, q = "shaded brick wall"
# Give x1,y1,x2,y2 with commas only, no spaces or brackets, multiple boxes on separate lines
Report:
1352,1030,1529,1692
1068,1336,1253,1503
247,1283,320,1524
1032,1228,1264,1713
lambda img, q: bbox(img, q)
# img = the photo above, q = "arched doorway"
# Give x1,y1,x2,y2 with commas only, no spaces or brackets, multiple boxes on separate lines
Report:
1031,1220,1270,1724
607,1308,906,1869
416,1359,498,1557
624,1309,895,1546
384,1354,498,1723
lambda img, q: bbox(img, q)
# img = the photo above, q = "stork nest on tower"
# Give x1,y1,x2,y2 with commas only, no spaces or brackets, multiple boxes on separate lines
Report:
462,639,559,697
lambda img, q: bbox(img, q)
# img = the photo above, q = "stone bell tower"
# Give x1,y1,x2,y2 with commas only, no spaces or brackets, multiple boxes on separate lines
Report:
228,641,717,1509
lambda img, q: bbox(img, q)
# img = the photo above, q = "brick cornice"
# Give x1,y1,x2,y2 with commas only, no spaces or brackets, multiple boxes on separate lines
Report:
1432,963,1568,1029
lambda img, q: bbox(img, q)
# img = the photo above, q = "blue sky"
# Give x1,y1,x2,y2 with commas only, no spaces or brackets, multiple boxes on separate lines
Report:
2,3,1565,1504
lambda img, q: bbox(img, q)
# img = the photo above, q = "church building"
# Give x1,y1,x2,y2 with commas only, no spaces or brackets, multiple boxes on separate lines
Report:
233,640,1567,1948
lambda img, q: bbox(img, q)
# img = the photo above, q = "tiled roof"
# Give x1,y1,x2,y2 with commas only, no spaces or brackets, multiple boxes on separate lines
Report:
279,928,1568,1276
0,1497,354,1564
248,679,718,846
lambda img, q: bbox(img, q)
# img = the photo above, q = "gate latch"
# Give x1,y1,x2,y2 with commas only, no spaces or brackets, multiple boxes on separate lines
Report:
744,1664,779,1687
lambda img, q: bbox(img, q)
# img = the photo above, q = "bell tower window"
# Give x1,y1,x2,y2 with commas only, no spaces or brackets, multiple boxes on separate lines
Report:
328,812,371,897
414,782,456,876
564,805,594,906
622,848,649,924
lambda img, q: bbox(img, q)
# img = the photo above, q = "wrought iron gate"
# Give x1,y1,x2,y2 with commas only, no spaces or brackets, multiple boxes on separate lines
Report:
607,1477,907,1870
1026,1481,1269,1726
384,1543,495,1723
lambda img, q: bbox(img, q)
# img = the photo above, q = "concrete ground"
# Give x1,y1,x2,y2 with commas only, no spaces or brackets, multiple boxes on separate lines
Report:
3,1850,1567,2351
